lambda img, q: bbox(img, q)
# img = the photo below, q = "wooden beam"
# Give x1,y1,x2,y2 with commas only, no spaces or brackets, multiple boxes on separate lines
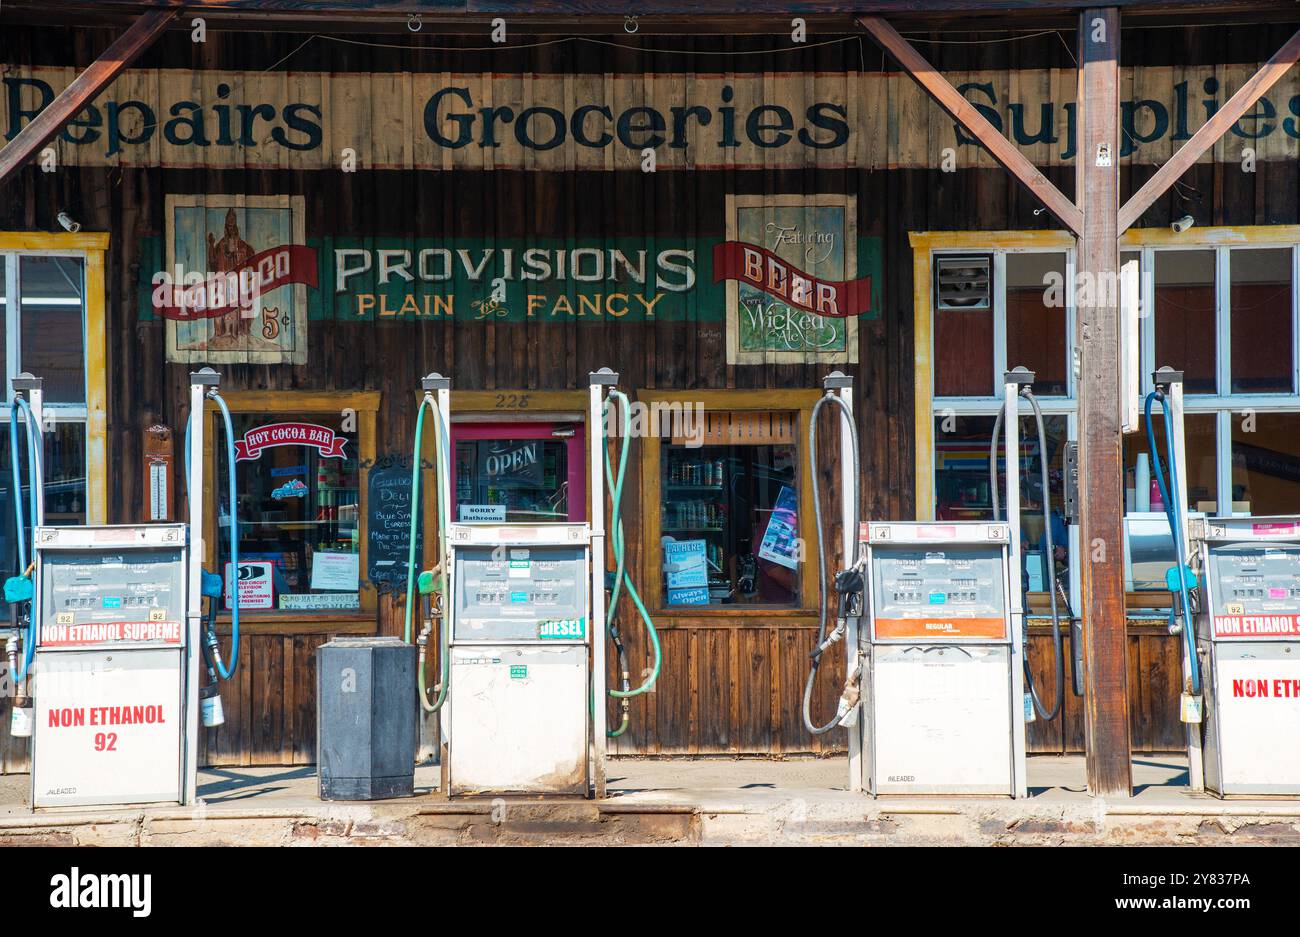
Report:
1075,7,1132,798
858,15,1083,236
1118,26,1300,232
0,8,179,187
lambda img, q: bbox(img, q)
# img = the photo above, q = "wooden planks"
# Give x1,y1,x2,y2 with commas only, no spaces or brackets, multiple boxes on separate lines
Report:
0,8,178,187
858,15,1083,236
1118,27,1300,232
1076,6,1132,797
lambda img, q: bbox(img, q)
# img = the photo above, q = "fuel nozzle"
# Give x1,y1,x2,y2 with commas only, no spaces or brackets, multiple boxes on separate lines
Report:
198,570,226,726
1164,565,1198,636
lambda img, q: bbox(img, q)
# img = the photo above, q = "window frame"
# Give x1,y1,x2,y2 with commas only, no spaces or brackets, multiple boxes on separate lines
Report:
0,232,108,525
637,388,823,620
202,389,379,629
914,226,1300,610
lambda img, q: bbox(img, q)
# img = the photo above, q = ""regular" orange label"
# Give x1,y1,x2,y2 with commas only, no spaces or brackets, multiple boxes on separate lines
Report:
874,617,1006,640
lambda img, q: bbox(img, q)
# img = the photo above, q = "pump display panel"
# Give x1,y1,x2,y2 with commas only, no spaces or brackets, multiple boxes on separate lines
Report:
1206,543,1300,639
870,546,1007,641
39,549,186,648
453,545,588,643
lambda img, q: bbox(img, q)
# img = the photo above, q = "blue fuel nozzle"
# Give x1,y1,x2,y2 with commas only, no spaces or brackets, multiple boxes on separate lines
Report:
201,570,223,598
3,576,32,604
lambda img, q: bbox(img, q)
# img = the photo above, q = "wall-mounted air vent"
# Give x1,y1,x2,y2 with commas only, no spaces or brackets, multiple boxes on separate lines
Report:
934,255,992,311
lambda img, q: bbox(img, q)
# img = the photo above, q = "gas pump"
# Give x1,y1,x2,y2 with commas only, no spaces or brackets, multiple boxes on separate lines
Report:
851,368,1038,796
1190,515,1300,796
407,368,659,798
1146,367,1300,796
23,368,237,808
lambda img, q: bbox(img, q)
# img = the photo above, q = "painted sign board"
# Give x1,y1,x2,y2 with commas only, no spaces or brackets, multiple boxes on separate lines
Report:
6,65,1299,171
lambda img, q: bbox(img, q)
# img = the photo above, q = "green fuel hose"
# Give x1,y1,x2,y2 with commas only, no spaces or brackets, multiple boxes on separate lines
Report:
601,389,661,736
405,392,451,714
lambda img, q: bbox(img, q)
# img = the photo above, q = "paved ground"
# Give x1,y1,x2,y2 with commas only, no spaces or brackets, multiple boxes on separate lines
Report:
1,755,1297,845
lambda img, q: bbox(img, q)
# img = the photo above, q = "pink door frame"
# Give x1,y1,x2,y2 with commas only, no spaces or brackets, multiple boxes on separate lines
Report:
450,422,587,522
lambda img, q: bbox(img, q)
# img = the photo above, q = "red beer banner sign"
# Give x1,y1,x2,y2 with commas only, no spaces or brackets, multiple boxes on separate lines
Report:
236,422,348,462
152,244,318,321
712,241,872,318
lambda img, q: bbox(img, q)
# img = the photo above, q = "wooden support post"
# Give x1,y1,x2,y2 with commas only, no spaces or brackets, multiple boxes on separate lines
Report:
1119,27,1300,232
1076,7,1132,798
0,8,178,187
858,15,1082,236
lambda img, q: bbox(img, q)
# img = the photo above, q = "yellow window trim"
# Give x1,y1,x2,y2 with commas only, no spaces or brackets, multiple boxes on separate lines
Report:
201,389,380,625
637,388,822,618
911,225,1300,519
0,231,109,526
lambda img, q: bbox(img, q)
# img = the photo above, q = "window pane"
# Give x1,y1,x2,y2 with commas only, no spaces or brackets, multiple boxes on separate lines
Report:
1230,248,1293,394
0,420,86,614
218,413,360,612
455,438,571,522
933,413,1072,593
1123,412,1218,514
19,256,85,403
934,256,993,396
1005,253,1068,396
1154,250,1216,394
660,437,799,608
1231,412,1300,516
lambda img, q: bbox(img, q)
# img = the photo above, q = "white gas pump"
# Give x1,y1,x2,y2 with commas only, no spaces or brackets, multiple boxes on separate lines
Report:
848,369,1033,796
24,368,238,808
1190,514,1300,796
1150,367,1300,797
424,369,633,798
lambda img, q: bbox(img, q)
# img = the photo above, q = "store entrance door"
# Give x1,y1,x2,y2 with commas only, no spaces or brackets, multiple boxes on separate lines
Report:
451,422,586,523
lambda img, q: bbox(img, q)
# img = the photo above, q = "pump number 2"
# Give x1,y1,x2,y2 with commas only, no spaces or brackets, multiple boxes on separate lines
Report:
94,732,118,752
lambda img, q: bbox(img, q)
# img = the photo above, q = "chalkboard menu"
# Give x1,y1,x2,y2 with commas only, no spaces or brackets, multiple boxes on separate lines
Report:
367,459,422,592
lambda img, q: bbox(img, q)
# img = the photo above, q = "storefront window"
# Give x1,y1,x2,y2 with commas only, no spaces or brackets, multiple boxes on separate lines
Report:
217,413,361,612
1154,249,1216,394
1229,248,1293,394
659,415,800,607
452,423,584,523
1231,412,1300,516
19,256,85,404
1123,413,1218,515
933,413,1071,593
1006,252,1068,396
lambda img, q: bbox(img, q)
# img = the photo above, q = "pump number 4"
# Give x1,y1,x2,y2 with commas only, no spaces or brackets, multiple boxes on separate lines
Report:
94,732,118,752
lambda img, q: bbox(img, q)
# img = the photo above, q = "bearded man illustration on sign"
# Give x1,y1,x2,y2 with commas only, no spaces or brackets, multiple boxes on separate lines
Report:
206,208,256,341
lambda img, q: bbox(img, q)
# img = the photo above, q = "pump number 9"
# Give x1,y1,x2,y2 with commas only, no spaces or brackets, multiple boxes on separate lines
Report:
94,732,118,752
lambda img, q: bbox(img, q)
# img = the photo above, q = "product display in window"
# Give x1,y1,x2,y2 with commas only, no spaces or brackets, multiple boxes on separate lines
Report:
660,441,799,607
218,414,361,611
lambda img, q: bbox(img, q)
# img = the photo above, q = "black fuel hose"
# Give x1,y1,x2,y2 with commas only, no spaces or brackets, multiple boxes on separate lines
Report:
990,388,1066,721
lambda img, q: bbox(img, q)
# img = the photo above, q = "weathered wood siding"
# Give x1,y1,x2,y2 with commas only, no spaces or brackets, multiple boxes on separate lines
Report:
1,22,1297,765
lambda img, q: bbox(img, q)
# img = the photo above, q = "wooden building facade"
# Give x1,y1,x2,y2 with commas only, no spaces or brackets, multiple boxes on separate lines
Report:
2,9,1299,769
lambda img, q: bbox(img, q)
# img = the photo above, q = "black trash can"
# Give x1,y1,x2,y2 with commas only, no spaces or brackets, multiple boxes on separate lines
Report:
316,636,417,800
